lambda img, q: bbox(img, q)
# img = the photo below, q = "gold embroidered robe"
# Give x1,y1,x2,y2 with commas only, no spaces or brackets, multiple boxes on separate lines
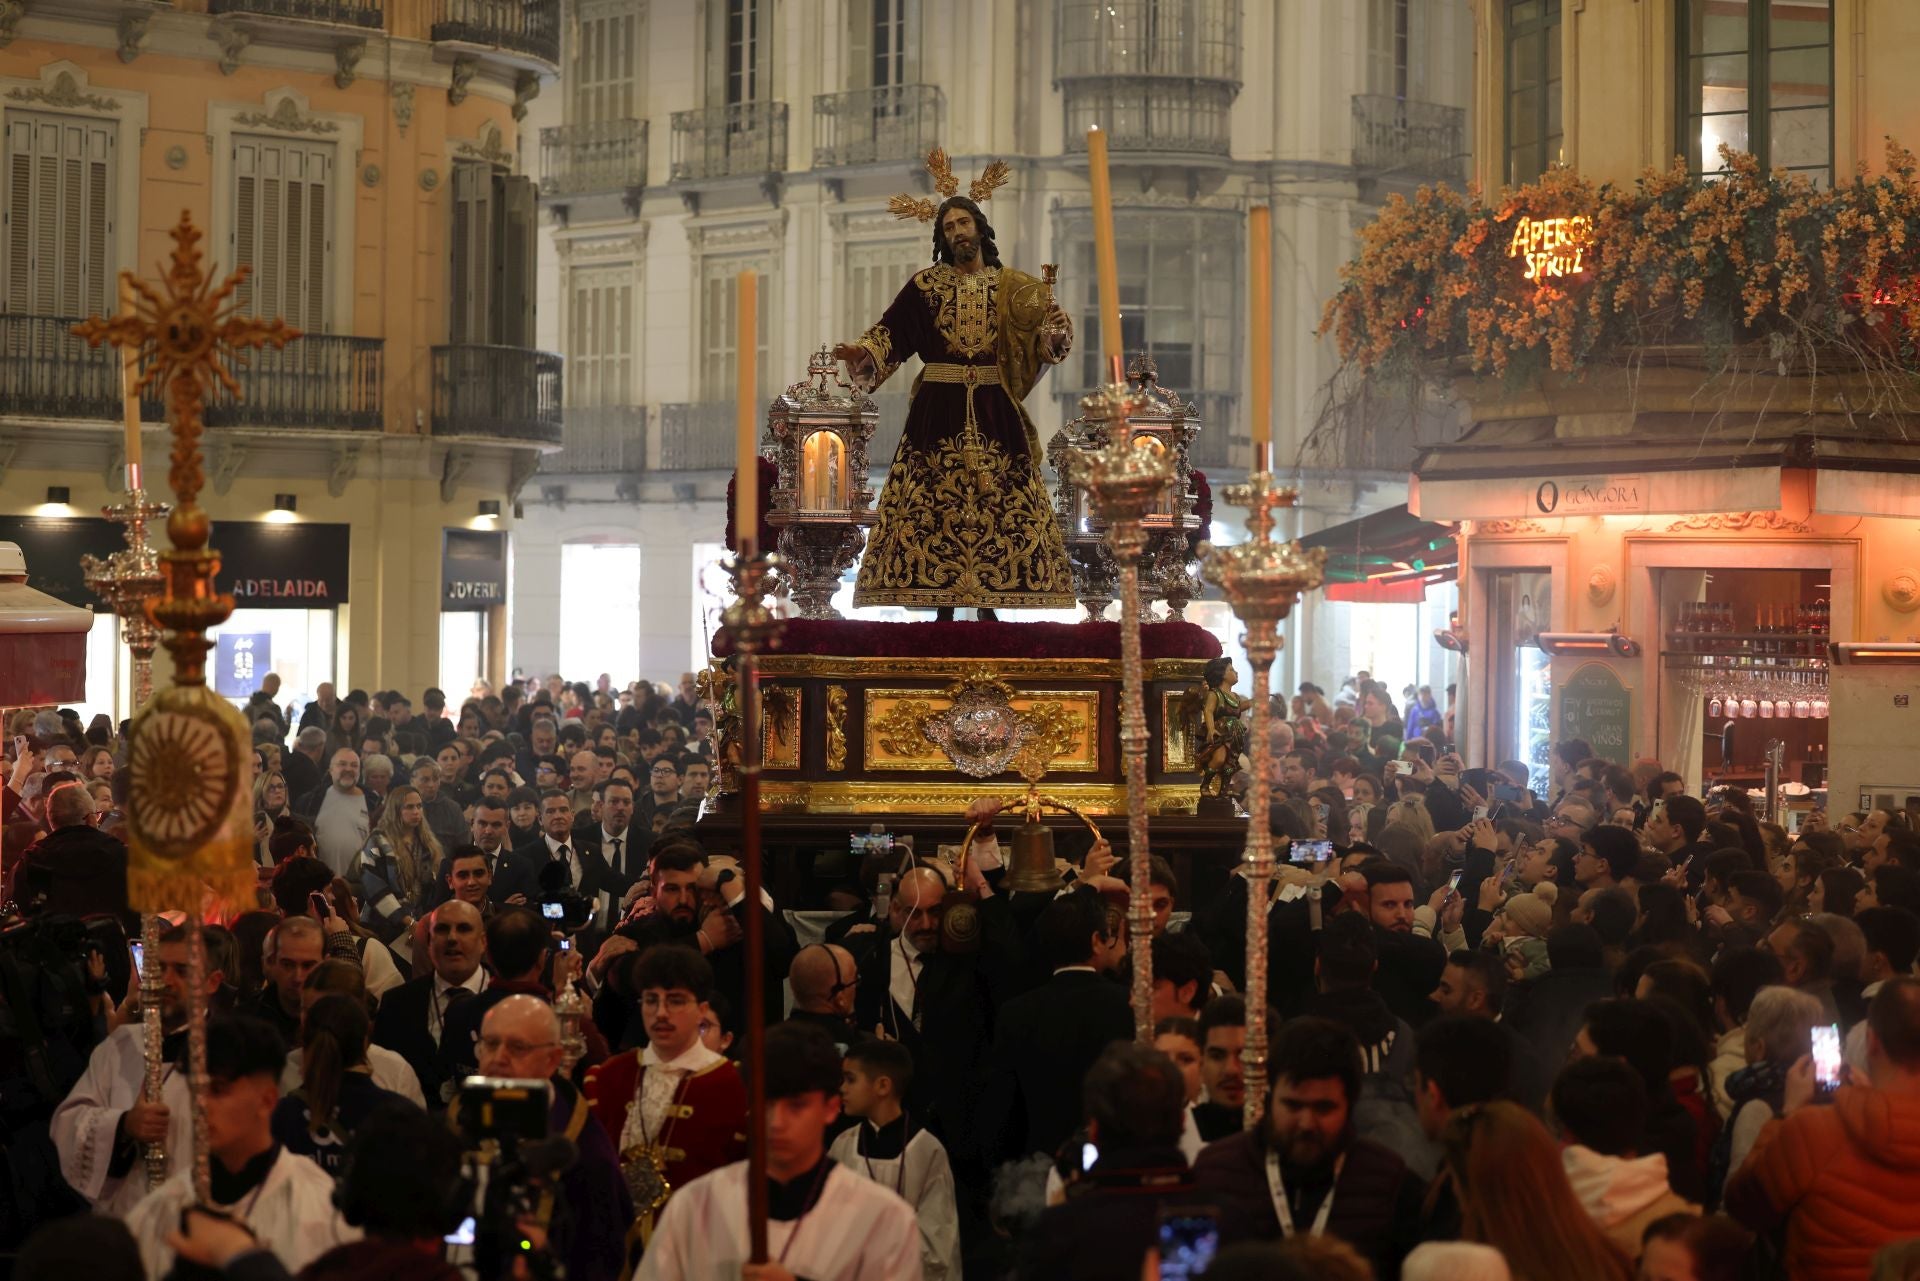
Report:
850,263,1075,609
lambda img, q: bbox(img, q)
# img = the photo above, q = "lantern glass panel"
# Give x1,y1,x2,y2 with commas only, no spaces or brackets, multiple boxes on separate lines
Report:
801,429,850,513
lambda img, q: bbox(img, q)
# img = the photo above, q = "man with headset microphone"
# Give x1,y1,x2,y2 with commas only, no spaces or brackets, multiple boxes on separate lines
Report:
787,943,861,1052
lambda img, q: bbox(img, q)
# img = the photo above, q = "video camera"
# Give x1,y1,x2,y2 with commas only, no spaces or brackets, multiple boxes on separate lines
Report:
535,861,594,933
455,1076,579,1281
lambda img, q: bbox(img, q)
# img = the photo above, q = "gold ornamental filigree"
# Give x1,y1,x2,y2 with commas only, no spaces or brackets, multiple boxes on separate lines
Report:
853,430,1075,607
759,779,1198,816
825,685,849,772
887,146,1011,223
1474,518,1548,535
871,698,940,759
922,674,1033,779
1019,699,1084,768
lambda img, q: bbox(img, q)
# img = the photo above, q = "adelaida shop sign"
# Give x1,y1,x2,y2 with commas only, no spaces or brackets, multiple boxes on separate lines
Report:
0,517,350,610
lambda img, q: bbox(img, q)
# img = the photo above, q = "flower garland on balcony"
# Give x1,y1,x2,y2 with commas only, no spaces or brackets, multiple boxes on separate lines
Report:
1319,140,1920,388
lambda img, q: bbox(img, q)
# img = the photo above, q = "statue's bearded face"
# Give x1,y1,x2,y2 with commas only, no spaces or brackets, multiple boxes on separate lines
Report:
941,206,980,264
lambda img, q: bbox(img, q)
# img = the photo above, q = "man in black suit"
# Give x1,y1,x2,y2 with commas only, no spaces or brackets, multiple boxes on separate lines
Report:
569,777,643,894
371,898,488,1104
592,842,794,1048
514,789,620,900
853,864,1022,1159
979,886,1134,1165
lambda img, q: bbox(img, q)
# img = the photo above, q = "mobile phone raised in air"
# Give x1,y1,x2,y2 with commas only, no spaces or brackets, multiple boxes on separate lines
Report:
1447,870,1463,896
1156,1207,1222,1281
129,941,144,974
1289,839,1335,865
1812,1023,1844,1098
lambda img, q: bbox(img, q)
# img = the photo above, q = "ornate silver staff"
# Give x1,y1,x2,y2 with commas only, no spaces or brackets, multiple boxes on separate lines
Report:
1067,355,1172,1042
1200,474,1324,1127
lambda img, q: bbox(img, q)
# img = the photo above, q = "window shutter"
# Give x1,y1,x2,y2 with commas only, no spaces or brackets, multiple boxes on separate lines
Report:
846,0,874,90
232,134,331,334
450,160,494,344
496,173,537,348
4,111,115,317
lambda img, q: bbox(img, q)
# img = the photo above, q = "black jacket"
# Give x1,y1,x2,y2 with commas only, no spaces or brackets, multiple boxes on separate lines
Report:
511,835,622,901
596,897,796,1049
567,820,644,894
852,896,1023,1157
1503,962,1616,1089
1016,1146,1210,1281
371,974,456,1105
980,968,1135,1164
1373,926,1447,1028
280,748,322,806
1191,1126,1424,1280
18,823,133,929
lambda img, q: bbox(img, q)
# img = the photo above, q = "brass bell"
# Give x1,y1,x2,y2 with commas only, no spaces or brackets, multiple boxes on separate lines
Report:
1004,815,1065,894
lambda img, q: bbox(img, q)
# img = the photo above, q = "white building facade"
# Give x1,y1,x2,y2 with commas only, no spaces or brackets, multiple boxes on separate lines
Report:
511,0,1475,693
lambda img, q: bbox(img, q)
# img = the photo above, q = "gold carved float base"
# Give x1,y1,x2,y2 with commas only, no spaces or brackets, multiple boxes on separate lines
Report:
712,652,1208,817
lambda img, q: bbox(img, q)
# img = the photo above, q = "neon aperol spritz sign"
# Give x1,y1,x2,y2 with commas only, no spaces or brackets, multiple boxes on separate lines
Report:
1507,215,1593,283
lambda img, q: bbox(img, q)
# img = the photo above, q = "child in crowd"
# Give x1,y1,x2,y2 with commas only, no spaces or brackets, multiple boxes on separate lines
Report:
832,1037,961,1281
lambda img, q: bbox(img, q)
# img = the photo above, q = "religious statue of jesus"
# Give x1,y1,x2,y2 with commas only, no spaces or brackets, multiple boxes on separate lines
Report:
833,151,1076,620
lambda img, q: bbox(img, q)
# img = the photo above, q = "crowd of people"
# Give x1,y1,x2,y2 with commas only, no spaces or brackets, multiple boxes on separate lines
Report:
1,666,1920,1280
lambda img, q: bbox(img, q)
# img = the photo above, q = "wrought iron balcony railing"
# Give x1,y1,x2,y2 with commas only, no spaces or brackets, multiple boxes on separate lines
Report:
431,0,560,66
542,404,648,473
0,315,130,421
669,101,789,182
207,0,382,26
540,119,648,196
209,336,384,431
1061,78,1236,156
1352,94,1468,185
431,344,564,445
812,85,944,169
656,402,738,470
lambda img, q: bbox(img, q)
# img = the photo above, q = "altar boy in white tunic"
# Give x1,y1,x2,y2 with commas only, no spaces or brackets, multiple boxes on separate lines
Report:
831,1037,961,1281
52,923,216,1217
638,1021,922,1281
123,1015,356,1280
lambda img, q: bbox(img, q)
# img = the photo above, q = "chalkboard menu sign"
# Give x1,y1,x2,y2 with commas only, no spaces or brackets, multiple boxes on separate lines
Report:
1557,663,1632,759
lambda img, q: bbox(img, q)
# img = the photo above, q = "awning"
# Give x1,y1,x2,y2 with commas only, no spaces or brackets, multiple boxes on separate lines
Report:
1298,504,1458,592
0,542,92,705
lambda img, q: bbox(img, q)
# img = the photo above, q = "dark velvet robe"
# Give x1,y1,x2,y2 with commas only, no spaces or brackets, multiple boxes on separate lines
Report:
852,262,1075,608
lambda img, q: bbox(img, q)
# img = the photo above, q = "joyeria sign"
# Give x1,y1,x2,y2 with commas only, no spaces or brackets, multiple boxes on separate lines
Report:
1507,214,1593,283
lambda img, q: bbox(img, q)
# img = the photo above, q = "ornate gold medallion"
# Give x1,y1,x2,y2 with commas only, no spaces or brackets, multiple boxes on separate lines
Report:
621,1143,671,1214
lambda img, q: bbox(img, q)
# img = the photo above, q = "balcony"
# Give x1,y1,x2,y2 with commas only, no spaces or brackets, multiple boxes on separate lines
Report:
542,405,648,473
0,315,125,421
1061,80,1236,157
812,85,944,169
540,119,648,197
670,102,789,183
656,402,737,470
1352,95,1468,186
1056,0,1239,158
209,336,384,431
431,345,563,445
207,0,382,26
431,0,560,67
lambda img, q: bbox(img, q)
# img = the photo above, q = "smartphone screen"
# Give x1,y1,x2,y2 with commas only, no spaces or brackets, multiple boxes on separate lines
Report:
444,1216,476,1247
542,901,565,920
1080,1141,1099,1172
1290,839,1334,865
1812,1023,1843,1096
129,941,144,973
1447,870,1463,896
1156,1208,1221,1281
